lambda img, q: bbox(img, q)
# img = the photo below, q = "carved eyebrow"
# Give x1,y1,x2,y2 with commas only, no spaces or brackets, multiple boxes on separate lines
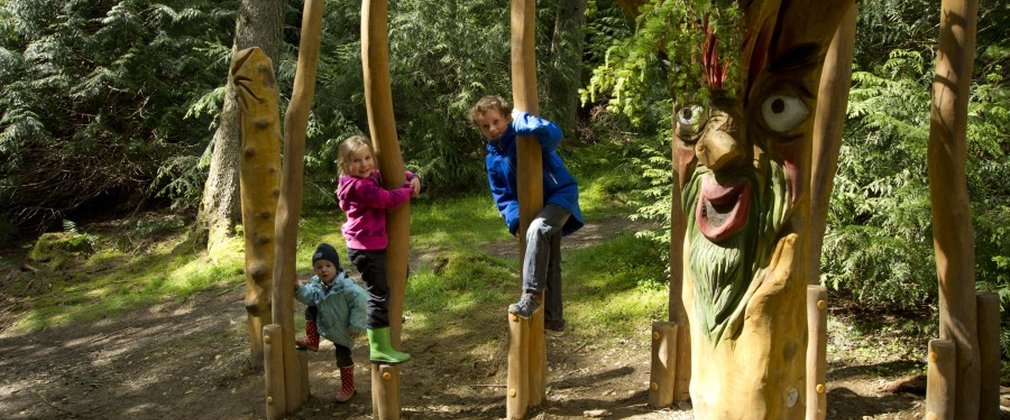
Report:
767,42,822,73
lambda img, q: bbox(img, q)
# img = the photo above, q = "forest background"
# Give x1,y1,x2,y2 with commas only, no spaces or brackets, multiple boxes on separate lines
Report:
0,0,1008,380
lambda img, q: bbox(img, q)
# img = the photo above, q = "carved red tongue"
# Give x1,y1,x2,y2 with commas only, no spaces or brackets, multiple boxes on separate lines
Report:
695,176,751,242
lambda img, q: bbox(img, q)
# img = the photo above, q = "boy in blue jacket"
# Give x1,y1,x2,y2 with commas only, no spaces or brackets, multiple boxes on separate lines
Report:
294,243,367,402
468,95,584,336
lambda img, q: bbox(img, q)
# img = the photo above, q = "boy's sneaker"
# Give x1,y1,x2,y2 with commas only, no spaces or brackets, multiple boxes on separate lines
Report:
508,293,539,319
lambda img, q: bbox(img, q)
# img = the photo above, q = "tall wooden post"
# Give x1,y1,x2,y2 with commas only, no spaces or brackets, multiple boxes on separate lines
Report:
270,0,324,414
805,8,856,419
669,103,691,402
506,0,546,418
926,0,980,417
361,0,409,418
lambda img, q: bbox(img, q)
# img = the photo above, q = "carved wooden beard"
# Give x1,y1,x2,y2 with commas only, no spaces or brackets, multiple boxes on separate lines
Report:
682,152,789,343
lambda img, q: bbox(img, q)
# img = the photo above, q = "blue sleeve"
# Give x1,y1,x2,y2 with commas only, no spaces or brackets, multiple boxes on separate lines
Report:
295,283,323,306
486,158,520,235
512,111,562,152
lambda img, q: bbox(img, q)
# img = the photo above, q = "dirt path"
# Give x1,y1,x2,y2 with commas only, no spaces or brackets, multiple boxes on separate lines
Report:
0,216,997,419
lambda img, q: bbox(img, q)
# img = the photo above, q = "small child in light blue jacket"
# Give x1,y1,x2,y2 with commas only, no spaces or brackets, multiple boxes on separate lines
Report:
294,243,367,403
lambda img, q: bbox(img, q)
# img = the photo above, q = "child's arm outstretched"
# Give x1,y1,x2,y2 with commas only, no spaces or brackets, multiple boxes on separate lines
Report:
294,281,323,306
512,110,562,152
340,176,414,210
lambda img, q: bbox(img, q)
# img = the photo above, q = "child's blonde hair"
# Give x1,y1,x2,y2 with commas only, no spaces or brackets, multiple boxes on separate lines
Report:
337,135,374,176
468,95,511,129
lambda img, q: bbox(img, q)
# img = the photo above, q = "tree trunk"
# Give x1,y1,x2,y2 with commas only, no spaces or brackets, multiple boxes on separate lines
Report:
197,0,284,253
545,0,587,134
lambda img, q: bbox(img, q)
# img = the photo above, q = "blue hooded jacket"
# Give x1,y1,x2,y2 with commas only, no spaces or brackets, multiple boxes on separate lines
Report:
294,271,367,349
484,111,584,236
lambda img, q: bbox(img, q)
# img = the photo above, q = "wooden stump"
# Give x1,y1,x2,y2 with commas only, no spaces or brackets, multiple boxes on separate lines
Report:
263,324,285,420
648,322,678,408
806,285,828,420
371,364,401,420
925,339,956,420
506,313,531,419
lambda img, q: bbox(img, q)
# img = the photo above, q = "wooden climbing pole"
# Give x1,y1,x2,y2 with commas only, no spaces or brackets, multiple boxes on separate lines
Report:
925,0,985,418
232,0,324,418
361,0,410,418
806,6,857,419
505,0,547,418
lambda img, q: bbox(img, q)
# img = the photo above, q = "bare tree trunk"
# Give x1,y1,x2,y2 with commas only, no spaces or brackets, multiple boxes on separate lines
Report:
196,0,284,252
545,0,587,134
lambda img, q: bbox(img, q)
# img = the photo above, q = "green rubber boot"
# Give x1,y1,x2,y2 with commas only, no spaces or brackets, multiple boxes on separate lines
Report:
367,327,411,364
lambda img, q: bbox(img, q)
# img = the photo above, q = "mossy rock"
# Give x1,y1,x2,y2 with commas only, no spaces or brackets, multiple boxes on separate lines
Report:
29,232,94,265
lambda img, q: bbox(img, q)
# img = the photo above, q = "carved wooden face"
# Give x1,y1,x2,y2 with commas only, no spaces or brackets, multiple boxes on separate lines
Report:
677,0,853,342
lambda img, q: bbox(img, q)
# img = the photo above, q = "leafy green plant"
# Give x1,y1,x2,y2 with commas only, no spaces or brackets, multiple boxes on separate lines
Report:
829,49,1010,361
582,0,742,124
0,0,235,229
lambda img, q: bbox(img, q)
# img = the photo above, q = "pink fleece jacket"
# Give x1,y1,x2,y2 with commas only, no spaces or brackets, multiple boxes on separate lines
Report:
335,171,414,250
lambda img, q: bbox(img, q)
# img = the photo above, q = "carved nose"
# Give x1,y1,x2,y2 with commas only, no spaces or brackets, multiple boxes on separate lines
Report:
696,129,744,171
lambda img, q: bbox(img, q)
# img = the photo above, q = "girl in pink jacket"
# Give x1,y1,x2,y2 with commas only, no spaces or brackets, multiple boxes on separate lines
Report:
334,135,419,364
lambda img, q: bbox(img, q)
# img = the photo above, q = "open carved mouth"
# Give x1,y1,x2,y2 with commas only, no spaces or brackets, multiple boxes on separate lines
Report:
695,175,751,242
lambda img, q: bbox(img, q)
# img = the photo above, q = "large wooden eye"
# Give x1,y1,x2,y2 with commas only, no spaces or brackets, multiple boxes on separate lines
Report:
676,105,707,141
760,95,809,133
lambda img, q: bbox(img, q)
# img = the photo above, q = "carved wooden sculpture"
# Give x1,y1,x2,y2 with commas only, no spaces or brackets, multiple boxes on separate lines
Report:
232,47,281,370
670,1,854,417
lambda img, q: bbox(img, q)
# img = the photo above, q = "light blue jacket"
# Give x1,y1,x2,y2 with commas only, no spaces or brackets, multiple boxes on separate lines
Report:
294,271,367,349
484,111,584,236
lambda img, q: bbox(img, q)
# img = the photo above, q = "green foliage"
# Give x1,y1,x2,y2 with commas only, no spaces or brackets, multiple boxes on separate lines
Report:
0,0,235,229
828,49,1010,359
385,0,510,193
582,0,742,124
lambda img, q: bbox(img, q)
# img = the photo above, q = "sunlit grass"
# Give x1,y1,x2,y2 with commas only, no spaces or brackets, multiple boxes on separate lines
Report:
7,163,670,343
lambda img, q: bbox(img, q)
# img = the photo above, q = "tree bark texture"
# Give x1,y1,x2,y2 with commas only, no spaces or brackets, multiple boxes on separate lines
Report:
197,0,284,252
546,0,587,133
927,0,980,417
232,47,282,369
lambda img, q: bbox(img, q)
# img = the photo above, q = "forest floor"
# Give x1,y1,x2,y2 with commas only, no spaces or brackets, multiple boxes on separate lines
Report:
0,215,1007,420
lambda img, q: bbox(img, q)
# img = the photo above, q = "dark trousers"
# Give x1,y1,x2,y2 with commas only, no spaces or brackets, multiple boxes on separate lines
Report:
347,248,390,329
303,306,353,367
522,204,570,331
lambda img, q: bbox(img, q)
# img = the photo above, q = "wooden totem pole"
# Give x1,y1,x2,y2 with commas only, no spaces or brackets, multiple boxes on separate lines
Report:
361,1,410,418
233,46,281,370
670,1,854,418
505,0,548,418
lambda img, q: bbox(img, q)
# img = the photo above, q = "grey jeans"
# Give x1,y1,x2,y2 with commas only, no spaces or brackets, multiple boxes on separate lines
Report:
522,204,570,330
